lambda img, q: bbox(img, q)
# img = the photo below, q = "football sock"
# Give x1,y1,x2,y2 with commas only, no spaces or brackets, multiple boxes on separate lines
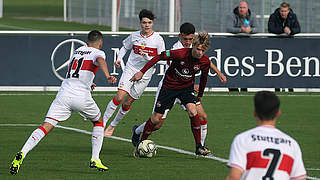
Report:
103,97,120,127
190,114,201,144
21,126,47,156
141,118,156,141
136,122,146,135
200,120,208,146
110,105,131,127
91,123,104,160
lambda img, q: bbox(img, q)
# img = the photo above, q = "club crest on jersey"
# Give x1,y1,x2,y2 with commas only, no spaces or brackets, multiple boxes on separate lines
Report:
156,101,162,107
119,82,124,89
182,68,189,74
194,65,200,71
180,61,185,65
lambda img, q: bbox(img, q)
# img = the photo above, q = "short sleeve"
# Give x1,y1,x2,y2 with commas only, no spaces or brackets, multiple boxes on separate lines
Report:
227,135,246,172
122,34,133,50
290,142,306,179
93,50,106,66
157,36,165,55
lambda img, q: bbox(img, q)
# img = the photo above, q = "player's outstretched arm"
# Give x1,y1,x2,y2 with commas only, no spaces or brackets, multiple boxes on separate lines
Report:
97,57,117,84
210,61,227,84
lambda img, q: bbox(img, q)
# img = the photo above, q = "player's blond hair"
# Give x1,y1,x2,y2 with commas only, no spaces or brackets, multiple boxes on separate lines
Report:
192,31,210,50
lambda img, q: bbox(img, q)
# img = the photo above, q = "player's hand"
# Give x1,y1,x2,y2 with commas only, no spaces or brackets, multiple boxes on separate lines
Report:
194,84,199,93
130,71,143,82
107,76,117,84
218,73,227,84
114,60,121,68
91,83,97,91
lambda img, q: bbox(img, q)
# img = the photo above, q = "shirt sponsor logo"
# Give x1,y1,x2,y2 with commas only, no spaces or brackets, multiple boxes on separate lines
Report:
74,50,92,56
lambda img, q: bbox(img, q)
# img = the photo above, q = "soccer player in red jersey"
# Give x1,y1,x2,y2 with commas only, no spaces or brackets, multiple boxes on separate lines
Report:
130,31,212,156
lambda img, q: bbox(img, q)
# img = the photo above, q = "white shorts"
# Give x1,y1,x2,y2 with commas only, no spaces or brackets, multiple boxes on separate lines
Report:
118,69,151,99
44,94,101,126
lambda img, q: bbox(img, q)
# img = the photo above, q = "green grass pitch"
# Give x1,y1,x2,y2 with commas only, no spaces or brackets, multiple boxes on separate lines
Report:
0,92,319,179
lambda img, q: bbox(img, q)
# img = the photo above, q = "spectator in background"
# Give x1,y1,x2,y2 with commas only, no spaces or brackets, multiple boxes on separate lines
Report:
226,1,259,34
268,2,301,35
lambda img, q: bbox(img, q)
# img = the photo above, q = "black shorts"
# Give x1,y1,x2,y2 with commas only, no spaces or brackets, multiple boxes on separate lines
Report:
154,85,197,114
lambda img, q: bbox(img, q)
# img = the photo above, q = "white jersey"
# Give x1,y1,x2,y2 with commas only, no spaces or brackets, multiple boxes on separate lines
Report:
228,125,306,180
59,46,105,96
121,31,165,79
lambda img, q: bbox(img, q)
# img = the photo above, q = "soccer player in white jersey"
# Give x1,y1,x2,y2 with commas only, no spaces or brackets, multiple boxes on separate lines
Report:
132,23,227,154
226,91,306,180
103,9,165,136
9,30,117,175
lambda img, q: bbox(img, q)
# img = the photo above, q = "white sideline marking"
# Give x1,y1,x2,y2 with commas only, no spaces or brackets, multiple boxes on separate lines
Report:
1,123,319,179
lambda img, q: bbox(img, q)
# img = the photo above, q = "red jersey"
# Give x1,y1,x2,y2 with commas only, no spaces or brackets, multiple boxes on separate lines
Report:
140,48,210,97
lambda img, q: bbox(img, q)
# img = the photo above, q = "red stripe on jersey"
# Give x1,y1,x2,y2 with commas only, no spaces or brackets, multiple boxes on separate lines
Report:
39,126,48,136
133,45,157,56
71,60,99,74
246,151,269,170
278,154,294,175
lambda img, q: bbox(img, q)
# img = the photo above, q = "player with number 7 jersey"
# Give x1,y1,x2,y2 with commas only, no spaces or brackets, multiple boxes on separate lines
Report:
226,91,306,180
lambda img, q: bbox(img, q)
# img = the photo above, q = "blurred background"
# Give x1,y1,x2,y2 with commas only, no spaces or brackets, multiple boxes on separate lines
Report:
2,0,320,32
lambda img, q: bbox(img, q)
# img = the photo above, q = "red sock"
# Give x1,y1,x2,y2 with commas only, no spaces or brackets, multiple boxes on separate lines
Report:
141,118,156,141
190,114,201,144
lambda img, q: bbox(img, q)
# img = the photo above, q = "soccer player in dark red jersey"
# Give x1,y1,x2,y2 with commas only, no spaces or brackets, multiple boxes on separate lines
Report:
130,31,211,156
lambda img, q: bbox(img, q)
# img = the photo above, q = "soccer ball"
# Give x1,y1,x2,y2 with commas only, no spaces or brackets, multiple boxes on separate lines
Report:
137,140,157,158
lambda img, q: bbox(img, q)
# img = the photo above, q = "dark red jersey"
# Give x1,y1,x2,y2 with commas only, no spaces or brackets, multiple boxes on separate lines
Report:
140,48,210,97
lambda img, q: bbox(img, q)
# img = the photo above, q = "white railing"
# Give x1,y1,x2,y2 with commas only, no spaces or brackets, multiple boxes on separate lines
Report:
1,31,320,37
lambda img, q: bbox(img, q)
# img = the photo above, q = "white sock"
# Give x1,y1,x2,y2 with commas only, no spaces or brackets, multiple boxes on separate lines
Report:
200,124,207,146
21,128,46,156
91,126,104,160
103,99,119,127
135,122,146,135
110,106,130,127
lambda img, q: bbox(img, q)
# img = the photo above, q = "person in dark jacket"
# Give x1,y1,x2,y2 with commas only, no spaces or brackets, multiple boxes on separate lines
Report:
226,1,259,34
268,2,301,35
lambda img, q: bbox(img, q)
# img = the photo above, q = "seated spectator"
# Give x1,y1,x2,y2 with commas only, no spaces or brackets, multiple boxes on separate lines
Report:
268,2,301,35
226,1,259,34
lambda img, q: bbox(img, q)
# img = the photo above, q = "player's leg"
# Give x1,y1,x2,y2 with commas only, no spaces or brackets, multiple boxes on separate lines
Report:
196,103,211,154
90,116,108,171
78,97,108,171
196,104,208,146
103,89,127,135
180,87,210,156
106,94,135,136
133,112,163,158
10,96,70,175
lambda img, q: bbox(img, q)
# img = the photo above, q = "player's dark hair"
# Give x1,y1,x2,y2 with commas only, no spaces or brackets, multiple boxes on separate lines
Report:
139,9,155,21
88,30,103,44
180,22,195,35
254,91,280,121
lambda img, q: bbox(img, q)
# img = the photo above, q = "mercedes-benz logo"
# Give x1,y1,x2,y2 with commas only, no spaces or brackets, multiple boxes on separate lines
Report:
50,39,87,81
